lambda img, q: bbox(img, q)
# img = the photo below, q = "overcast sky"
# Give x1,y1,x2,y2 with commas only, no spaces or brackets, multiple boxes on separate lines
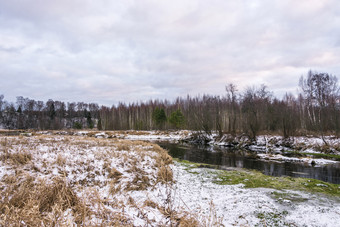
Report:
0,0,339,106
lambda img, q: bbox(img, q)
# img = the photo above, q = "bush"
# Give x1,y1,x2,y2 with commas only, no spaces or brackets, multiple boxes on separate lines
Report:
73,122,82,129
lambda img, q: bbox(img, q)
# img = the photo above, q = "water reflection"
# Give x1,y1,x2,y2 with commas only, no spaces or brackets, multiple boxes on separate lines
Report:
158,142,340,184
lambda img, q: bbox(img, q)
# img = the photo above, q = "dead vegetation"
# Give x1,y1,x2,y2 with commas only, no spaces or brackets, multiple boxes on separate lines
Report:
0,175,87,226
55,154,67,166
116,143,130,151
0,134,213,226
0,173,134,226
0,151,32,165
157,165,173,184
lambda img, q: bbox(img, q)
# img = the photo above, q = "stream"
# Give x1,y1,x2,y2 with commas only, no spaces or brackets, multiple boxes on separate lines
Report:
158,141,340,184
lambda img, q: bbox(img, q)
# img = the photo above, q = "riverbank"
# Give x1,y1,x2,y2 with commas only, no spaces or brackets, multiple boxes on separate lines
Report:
5,129,340,164
0,135,197,226
0,133,339,226
3,129,340,166
174,160,340,226
1,134,339,226
184,132,340,164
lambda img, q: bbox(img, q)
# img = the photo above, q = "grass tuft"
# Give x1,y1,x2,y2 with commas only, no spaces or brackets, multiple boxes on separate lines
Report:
107,167,123,181
157,165,174,184
0,174,90,226
1,151,32,165
116,143,130,151
38,177,79,213
55,154,67,166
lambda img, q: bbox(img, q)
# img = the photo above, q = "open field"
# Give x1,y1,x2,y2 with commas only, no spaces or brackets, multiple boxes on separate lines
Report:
0,135,204,226
0,133,340,226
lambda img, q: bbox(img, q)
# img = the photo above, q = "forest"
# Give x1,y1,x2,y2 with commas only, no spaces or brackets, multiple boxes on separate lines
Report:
1,71,339,140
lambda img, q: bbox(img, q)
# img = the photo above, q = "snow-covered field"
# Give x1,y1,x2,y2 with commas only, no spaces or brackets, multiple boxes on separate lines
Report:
174,164,340,227
0,133,339,226
36,129,191,142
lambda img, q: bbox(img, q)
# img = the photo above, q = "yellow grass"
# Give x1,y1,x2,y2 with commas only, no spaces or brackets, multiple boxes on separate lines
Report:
0,133,211,226
0,151,32,165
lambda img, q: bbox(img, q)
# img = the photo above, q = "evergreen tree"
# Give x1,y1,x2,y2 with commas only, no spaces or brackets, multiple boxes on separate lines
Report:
49,102,56,120
169,109,185,129
152,107,167,129
17,105,22,113
97,118,102,130
86,111,94,129
73,121,82,129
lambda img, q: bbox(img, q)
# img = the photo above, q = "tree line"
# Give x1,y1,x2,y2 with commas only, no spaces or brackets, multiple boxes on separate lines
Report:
0,70,339,140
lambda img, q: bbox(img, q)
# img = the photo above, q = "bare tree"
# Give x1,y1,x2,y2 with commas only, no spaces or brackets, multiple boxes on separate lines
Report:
299,70,339,143
226,83,238,135
241,85,272,141
0,94,4,112
0,95,4,125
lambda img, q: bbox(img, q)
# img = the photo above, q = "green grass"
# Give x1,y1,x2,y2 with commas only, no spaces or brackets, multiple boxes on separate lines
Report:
255,210,291,227
270,191,308,203
215,169,340,196
175,158,340,196
173,158,218,170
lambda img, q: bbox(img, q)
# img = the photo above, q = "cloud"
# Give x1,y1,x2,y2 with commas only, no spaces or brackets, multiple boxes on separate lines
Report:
0,0,339,105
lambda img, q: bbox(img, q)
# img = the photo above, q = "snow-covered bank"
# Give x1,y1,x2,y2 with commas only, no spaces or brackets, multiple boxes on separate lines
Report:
0,135,178,226
21,129,340,166
232,135,338,154
1,134,339,226
257,153,339,166
184,132,340,165
33,129,340,156
36,129,191,142
5,129,340,167
173,163,340,226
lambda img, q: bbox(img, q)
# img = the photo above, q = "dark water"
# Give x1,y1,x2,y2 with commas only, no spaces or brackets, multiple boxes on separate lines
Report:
158,142,340,184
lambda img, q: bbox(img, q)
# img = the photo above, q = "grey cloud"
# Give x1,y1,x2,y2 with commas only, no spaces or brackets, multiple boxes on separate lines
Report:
0,45,24,53
0,0,339,105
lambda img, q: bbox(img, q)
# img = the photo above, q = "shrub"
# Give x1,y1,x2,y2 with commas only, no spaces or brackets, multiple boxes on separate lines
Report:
73,122,82,129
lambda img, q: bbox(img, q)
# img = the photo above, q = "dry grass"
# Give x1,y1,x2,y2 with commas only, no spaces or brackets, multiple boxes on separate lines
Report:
177,213,200,227
0,151,32,165
107,167,123,181
55,154,67,166
38,178,80,213
0,137,8,147
157,148,173,165
157,165,174,184
125,166,152,191
127,130,151,136
0,133,213,226
108,180,122,195
143,199,158,209
116,143,130,151
0,175,89,226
